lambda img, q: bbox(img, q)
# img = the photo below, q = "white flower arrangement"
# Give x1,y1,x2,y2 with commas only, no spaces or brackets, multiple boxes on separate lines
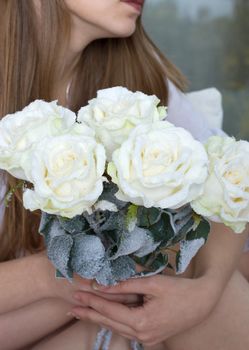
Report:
77,87,166,160
108,121,208,209
191,136,249,233
0,87,248,286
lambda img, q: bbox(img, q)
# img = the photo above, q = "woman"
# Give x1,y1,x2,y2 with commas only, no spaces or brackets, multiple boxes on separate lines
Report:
0,1,249,349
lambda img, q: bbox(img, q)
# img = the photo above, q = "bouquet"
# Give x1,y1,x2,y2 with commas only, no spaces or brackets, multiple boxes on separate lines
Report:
0,87,248,286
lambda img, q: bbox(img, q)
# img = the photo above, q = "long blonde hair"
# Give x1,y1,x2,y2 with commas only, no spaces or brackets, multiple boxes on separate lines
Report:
0,0,186,261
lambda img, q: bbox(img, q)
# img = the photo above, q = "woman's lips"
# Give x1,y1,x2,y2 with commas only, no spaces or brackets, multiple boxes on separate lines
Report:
121,0,144,13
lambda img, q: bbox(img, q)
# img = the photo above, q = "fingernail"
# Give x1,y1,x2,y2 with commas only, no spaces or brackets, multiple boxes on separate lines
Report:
67,311,80,320
92,281,101,291
72,309,81,320
92,280,111,291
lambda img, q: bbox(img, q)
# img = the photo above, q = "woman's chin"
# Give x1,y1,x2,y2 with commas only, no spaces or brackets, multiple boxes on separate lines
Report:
108,20,137,38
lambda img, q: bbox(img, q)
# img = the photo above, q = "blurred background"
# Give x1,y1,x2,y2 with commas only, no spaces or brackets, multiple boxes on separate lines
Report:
143,0,249,140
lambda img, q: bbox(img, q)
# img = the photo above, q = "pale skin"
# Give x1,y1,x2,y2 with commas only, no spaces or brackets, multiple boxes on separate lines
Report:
27,226,249,350
1,1,249,349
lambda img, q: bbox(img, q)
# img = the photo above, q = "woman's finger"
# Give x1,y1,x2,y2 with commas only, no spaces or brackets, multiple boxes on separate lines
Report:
89,291,142,305
73,274,93,291
72,307,136,338
92,275,162,295
73,292,143,328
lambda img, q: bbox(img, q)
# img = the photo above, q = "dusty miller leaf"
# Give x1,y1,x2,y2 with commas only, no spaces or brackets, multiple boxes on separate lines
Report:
71,234,106,279
98,181,127,210
111,227,159,260
83,210,126,235
137,207,162,227
176,238,205,274
175,218,210,274
125,204,138,232
58,215,87,235
41,216,67,247
95,260,115,286
111,256,136,282
186,218,210,242
149,211,175,245
39,212,57,239
95,257,136,286
47,234,74,281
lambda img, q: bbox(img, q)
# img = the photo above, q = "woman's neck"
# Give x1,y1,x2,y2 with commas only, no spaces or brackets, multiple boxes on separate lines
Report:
52,18,94,107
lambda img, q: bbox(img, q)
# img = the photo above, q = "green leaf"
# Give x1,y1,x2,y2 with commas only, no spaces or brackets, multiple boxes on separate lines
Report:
134,252,169,277
98,181,127,210
170,215,195,245
186,219,210,242
148,252,168,271
133,255,150,267
58,215,87,235
137,207,162,228
84,210,126,234
125,204,138,231
39,212,56,237
149,212,175,244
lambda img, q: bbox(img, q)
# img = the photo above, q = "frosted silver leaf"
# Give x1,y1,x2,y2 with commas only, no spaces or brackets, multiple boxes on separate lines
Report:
167,206,193,235
58,215,86,234
95,260,115,286
84,210,125,234
134,240,161,258
95,257,136,285
94,200,118,212
47,235,74,281
39,212,54,235
177,238,205,274
111,256,136,282
48,219,66,239
111,227,158,259
71,234,106,279
98,182,127,210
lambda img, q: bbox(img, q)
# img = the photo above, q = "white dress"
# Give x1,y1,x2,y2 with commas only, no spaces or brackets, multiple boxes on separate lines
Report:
0,171,6,230
0,82,247,249
167,80,225,141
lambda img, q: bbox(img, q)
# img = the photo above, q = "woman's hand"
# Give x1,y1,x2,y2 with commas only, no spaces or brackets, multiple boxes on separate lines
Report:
41,252,140,307
52,273,140,306
70,273,221,346
46,221,248,335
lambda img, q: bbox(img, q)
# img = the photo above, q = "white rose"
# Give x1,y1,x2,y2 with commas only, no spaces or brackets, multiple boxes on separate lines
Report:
23,134,106,218
77,86,167,160
107,121,208,209
0,100,89,180
191,136,249,233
